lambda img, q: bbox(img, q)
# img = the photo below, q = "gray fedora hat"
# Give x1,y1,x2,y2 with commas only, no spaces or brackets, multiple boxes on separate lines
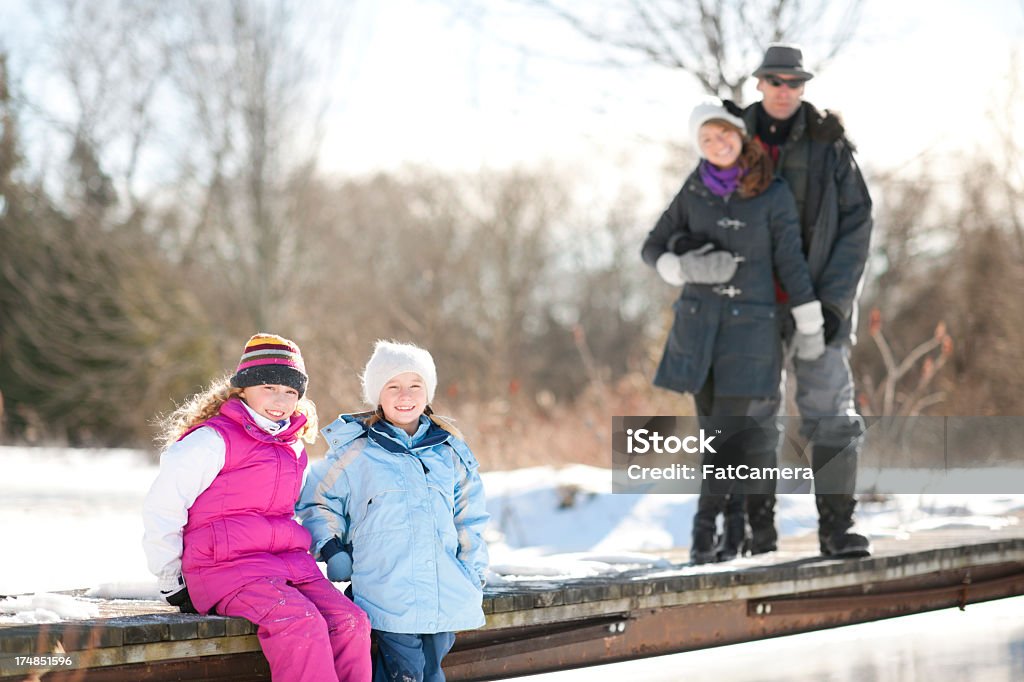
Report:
753,43,814,80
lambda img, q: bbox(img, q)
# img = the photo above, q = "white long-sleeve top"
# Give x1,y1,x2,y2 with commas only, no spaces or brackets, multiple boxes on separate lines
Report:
141,402,300,593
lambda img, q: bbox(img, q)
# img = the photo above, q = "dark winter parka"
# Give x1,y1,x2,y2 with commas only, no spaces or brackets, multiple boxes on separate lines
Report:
741,101,873,344
642,174,816,398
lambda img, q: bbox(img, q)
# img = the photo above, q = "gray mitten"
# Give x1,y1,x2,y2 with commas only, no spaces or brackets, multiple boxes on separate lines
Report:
679,243,738,284
655,252,686,286
795,329,825,361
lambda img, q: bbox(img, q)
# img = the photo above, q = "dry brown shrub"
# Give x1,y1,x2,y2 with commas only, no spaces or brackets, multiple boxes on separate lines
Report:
447,371,692,472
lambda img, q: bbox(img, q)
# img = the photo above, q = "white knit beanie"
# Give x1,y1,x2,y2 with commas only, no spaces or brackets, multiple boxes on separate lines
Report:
689,97,747,157
361,340,438,406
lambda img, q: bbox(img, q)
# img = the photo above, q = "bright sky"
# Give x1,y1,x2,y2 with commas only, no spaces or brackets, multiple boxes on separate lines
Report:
0,0,1020,205
318,0,1024,183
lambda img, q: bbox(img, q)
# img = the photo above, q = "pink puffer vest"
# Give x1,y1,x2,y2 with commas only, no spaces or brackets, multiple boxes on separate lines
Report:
180,397,322,613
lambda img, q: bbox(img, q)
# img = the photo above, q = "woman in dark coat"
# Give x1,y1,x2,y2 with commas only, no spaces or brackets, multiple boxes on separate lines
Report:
641,98,825,564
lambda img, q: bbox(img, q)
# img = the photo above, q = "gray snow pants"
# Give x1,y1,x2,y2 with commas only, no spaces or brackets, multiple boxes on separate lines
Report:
747,342,865,510
778,343,865,454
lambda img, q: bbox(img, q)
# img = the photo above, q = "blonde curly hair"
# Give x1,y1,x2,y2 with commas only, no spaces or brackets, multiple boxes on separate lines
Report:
157,375,319,450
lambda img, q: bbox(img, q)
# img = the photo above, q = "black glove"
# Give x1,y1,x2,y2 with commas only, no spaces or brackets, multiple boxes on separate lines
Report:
166,586,198,614
822,305,843,344
722,99,744,118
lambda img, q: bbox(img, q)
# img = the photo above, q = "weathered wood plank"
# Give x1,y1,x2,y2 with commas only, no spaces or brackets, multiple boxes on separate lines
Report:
0,532,1022,681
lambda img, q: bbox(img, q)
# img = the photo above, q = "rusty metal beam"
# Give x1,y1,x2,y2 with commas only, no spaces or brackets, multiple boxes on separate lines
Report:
442,562,1024,681
748,565,1024,617
5,546,1023,682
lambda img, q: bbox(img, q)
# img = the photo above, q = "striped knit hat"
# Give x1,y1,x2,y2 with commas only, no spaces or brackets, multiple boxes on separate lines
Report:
230,333,308,397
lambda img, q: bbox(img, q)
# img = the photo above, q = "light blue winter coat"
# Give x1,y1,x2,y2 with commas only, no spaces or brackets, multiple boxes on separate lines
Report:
295,413,489,634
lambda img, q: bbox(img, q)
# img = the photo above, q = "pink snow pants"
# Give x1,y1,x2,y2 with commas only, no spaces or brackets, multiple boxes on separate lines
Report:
218,575,371,681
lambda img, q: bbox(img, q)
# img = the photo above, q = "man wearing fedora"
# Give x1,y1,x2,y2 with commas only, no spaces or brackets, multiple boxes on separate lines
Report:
731,43,874,558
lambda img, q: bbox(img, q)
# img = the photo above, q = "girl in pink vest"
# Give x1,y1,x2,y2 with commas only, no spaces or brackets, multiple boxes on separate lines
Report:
143,333,372,682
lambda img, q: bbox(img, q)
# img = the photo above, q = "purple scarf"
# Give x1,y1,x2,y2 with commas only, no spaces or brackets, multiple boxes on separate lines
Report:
699,159,743,197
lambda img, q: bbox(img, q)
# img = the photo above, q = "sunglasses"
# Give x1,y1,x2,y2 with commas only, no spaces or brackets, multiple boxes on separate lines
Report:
764,75,807,89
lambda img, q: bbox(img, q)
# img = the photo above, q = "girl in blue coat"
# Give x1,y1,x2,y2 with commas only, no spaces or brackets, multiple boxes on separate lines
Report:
296,340,489,682
641,98,825,564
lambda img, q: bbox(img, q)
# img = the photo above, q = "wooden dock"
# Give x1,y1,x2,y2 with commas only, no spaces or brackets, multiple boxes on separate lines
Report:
2,527,1023,681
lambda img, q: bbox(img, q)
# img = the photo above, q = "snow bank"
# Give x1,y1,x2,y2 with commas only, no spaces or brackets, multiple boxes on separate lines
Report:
0,593,100,624
1,447,1021,599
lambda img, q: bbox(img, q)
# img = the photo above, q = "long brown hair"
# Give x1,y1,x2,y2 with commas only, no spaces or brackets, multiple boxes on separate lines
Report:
737,137,773,198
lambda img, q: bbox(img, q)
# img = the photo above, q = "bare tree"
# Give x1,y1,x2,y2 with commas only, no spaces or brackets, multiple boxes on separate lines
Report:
528,186,659,399
165,0,351,333
30,0,350,330
518,0,863,101
0,52,218,445
853,94,1024,418
989,49,1024,258
31,0,172,215
303,168,568,401
858,311,952,417
460,170,567,389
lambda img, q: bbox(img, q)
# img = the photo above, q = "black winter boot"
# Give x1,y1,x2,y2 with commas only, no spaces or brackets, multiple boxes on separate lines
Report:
691,493,725,565
812,443,869,557
746,494,778,554
717,495,749,562
816,494,871,558
812,443,858,495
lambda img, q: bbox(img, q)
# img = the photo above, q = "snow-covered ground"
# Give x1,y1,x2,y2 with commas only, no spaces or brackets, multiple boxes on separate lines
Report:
2,446,1022,609
2,446,1023,679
